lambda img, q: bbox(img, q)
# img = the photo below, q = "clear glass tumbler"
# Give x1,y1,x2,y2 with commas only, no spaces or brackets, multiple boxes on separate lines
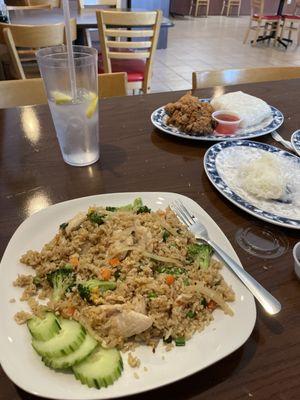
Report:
37,45,99,167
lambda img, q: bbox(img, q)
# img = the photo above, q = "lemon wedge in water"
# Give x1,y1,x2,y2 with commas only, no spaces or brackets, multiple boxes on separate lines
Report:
52,91,73,105
86,92,98,118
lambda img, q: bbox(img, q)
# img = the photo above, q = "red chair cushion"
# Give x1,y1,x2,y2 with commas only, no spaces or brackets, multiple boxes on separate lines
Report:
98,54,145,83
281,14,300,20
253,14,281,20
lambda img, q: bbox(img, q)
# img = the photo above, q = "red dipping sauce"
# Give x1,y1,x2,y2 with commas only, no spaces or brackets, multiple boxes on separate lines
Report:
212,110,242,135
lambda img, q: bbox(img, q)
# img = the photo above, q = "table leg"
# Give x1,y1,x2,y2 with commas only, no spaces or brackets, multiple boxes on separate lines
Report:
157,26,168,49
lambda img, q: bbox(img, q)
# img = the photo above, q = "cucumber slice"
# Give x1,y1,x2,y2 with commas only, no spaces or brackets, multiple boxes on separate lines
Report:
32,319,85,358
27,312,61,341
42,333,98,369
73,347,123,389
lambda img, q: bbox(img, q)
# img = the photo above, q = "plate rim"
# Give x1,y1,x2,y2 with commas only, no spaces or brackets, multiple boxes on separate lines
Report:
291,129,300,156
0,192,256,399
151,103,284,142
203,141,300,229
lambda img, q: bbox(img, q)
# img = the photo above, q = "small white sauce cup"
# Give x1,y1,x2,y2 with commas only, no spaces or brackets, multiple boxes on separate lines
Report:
212,110,242,135
293,242,300,279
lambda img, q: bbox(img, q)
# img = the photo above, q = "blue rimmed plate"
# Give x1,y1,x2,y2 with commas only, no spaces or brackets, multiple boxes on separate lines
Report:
204,140,300,229
151,100,284,142
291,130,300,156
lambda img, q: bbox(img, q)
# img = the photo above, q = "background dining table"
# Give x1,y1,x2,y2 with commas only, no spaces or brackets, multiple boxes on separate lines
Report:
8,2,174,49
0,79,300,400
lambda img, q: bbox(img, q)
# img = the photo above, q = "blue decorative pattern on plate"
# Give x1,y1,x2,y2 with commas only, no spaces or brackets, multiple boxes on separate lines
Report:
291,129,300,156
151,100,284,142
204,140,300,229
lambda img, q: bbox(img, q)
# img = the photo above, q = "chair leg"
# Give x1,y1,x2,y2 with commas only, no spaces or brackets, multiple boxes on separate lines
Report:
252,23,261,46
195,1,199,16
276,21,282,44
280,19,286,41
288,22,293,41
273,21,280,46
237,2,241,16
206,2,209,17
189,0,193,16
296,24,300,48
243,20,252,43
227,2,230,16
221,1,225,15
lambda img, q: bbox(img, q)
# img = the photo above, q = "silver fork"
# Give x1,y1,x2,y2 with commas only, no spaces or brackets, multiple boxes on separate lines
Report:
171,200,281,315
271,131,294,151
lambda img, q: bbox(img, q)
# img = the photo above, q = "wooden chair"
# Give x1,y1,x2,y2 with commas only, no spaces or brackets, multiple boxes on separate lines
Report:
6,0,61,7
77,0,120,9
280,15,300,48
189,0,210,18
97,10,162,94
0,78,47,107
221,0,241,17
243,0,281,45
26,0,61,7
0,21,77,79
192,67,300,89
98,72,127,97
0,73,127,108
7,4,52,10
78,0,121,46
280,0,300,48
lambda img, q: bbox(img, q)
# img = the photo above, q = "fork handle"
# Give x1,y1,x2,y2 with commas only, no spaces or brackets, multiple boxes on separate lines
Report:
207,239,281,315
273,136,294,151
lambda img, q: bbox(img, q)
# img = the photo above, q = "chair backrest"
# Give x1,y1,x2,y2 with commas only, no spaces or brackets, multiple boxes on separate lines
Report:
6,0,61,7
7,4,52,10
250,0,264,16
26,0,61,7
98,72,127,97
0,21,77,79
0,78,47,107
192,67,300,89
96,9,162,93
0,73,127,108
78,0,120,10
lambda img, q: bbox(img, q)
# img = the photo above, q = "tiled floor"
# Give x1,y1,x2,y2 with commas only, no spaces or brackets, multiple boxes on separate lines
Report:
151,15,300,92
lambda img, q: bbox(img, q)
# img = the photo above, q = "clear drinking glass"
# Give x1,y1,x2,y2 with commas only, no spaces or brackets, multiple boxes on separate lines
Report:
37,45,99,167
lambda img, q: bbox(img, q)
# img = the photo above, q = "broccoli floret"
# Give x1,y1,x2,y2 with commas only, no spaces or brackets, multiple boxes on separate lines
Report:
109,198,151,214
47,267,75,302
33,275,42,286
132,197,143,210
187,243,213,269
156,265,186,275
59,222,68,230
87,211,105,225
136,205,151,214
106,206,117,212
162,230,170,242
77,279,117,302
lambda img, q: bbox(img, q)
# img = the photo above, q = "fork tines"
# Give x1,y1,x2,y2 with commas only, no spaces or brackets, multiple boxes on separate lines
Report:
171,200,194,227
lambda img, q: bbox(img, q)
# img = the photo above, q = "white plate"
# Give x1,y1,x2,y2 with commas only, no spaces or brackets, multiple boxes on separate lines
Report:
204,141,300,229
0,192,256,400
151,100,284,141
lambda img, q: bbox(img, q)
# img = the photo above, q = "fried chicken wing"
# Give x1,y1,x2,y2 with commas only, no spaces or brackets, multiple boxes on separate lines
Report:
165,92,215,136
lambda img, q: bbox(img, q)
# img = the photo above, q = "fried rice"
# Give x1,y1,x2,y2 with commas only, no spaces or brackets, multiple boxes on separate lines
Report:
14,202,235,350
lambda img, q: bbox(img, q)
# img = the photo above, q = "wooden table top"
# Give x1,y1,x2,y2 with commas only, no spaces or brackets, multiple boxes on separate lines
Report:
1,79,300,400
9,5,173,29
